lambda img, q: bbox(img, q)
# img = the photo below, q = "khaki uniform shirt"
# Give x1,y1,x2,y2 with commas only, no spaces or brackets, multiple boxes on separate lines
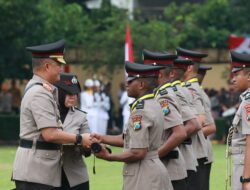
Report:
123,95,173,190
155,83,187,181
12,75,62,187
185,79,208,160
172,81,198,171
62,108,90,187
231,89,250,190
201,89,214,164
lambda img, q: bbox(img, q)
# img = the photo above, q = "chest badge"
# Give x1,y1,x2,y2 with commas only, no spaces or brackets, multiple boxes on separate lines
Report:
132,115,142,130
159,100,170,115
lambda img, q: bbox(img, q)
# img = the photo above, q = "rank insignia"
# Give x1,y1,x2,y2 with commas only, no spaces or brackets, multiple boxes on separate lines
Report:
132,115,142,130
42,83,53,92
245,105,250,121
159,100,170,115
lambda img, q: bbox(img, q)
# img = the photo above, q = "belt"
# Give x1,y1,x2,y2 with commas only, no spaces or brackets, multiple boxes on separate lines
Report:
162,150,179,160
143,151,158,160
229,146,245,155
181,138,192,145
19,139,61,150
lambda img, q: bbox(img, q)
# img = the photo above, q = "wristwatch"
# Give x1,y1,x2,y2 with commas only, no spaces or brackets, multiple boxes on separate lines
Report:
75,134,82,145
240,176,250,183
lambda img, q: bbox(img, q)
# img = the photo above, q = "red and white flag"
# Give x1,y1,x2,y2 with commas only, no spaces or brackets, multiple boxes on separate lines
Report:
229,34,250,54
125,24,134,62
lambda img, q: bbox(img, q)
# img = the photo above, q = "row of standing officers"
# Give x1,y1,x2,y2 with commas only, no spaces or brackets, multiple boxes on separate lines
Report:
13,38,246,190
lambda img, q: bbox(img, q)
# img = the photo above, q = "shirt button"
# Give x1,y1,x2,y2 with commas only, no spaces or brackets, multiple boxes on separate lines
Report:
125,171,128,174
46,153,49,156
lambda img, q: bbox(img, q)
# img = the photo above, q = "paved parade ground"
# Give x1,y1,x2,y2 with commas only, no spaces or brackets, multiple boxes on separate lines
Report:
0,144,226,190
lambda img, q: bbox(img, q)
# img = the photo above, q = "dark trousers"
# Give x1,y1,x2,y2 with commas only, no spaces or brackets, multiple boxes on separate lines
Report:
190,158,207,190
171,178,187,190
15,180,54,190
55,169,89,190
186,170,198,190
203,163,212,190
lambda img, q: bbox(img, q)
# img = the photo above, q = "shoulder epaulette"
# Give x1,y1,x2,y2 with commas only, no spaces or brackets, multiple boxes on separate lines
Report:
159,88,168,95
75,107,87,114
136,100,144,110
244,92,250,100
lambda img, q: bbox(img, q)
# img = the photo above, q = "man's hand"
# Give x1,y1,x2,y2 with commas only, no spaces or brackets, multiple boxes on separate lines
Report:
90,133,103,143
81,133,91,149
94,145,111,161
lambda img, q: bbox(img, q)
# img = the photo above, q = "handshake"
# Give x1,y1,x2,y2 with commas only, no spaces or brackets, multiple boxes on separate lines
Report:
80,133,112,157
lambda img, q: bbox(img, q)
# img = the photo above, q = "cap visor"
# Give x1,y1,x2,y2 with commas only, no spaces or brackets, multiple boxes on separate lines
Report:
127,76,137,82
232,67,242,73
56,57,66,64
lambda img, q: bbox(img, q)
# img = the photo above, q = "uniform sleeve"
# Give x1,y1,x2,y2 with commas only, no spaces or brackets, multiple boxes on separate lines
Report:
157,95,183,129
128,109,152,149
204,111,215,126
175,91,196,122
241,100,250,135
188,87,205,115
80,114,91,134
30,90,58,130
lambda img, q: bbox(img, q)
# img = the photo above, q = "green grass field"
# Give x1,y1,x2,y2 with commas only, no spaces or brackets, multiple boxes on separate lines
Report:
0,145,226,190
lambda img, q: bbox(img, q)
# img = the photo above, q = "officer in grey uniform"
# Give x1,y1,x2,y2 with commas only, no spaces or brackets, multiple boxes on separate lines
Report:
176,47,208,190
54,73,90,190
93,61,173,190
171,57,202,190
197,65,216,190
227,51,250,190
143,50,188,190
12,40,91,190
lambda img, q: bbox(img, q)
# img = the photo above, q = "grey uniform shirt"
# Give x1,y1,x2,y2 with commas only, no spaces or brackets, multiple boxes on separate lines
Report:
12,75,62,187
155,83,187,181
123,96,173,190
62,108,90,187
185,79,208,160
201,88,214,164
172,81,198,171
231,89,250,190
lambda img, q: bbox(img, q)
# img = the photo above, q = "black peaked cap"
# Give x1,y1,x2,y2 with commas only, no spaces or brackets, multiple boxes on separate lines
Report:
55,73,81,94
176,47,208,58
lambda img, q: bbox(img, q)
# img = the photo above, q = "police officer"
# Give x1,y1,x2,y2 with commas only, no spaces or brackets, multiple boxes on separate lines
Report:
12,40,91,190
171,57,202,190
143,50,188,190
176,47,209,190
55,73,90,190
92,61,173,190
228,51,250,190
197,65,216,190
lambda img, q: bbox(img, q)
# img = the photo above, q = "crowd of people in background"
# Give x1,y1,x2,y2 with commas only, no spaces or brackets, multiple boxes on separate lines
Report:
0,79,21,115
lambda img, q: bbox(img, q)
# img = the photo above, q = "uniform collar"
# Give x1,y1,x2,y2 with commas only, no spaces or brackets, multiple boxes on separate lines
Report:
187,77,198,83
130,93,154,112
171,80,182,86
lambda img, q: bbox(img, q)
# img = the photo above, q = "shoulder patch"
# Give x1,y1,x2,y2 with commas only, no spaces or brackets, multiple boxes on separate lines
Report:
159,100,171,116
159,88,168,96
75,107,87,114
172,86,178,92
244,104,250,121
136,100,144,110
131,115,142,130
245,92,250,100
